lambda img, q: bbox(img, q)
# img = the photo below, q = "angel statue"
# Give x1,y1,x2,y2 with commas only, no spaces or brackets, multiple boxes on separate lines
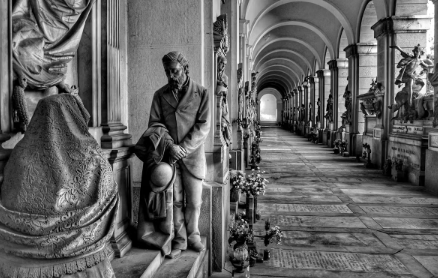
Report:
390,44,433,107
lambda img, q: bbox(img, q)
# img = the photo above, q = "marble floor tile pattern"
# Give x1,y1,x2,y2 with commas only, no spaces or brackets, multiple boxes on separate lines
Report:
250,127,438,278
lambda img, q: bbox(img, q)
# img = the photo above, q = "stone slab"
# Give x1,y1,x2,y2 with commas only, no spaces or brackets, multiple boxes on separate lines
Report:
413,256,438,276
341,188,427,196
260,195,343,204
154,238,207,278
372,217,438,229
390,234,438,250
112,248,163,278
350,196,438,205
274,231,385,248
257,203,353,214
264,249,410,274
265,215,367,229
359,206,438,216
267,188,333,194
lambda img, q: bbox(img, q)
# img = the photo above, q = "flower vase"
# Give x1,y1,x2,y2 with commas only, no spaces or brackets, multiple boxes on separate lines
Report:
231,241,249,273
230,188,240,202
254,197,260,222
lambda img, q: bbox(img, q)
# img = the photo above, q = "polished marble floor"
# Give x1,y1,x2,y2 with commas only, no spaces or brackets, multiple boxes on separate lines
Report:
249,127,438,278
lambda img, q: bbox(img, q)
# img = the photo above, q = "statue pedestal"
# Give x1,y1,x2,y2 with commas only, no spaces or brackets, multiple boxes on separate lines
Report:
323,128,331,145
388,120,435,186
102,146,135,258
426,132,438,195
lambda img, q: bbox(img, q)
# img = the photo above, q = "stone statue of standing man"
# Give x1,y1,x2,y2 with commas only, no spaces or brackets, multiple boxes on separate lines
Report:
135,51,210,258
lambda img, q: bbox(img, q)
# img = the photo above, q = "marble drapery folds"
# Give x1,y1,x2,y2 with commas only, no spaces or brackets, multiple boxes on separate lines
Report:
0,94,118,278
12,0,96,89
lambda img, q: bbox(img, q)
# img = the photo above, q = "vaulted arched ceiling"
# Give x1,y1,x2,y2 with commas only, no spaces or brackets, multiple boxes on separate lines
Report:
244,0,385,97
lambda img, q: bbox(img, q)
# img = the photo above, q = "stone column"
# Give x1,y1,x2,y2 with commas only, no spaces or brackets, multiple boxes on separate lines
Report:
337,58,349,131
309,76,316,127
345,43,378,156
100,0,132,149
314,76,320,127
328,60,339,132
316,70,325,130
425,0,438,192
224,0,240,171
372,16,431,170
303,83,309,135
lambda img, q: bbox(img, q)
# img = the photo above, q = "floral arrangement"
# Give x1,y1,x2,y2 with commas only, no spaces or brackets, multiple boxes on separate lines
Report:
242,169,268,196
263,220,283,246
228,218,254,245
230,170,246,191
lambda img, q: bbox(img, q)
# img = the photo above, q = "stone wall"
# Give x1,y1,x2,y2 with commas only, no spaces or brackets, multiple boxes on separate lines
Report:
127,0,213,184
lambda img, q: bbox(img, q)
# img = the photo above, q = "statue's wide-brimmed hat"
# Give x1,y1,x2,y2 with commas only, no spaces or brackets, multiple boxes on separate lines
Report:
149,162,176,192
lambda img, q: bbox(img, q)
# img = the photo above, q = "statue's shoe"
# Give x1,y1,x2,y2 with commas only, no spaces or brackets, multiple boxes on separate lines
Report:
189,242,205,252
166,249,182,259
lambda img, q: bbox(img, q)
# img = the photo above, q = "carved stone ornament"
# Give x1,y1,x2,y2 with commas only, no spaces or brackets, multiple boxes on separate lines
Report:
316,98,321,122
324,92,334,123
343,84,352,125
214,14,229,55
390,44,433,107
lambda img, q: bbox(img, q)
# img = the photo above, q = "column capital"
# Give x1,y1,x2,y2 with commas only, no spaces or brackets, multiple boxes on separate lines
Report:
372,16,432,39
316,69,330,78
327,60,337,70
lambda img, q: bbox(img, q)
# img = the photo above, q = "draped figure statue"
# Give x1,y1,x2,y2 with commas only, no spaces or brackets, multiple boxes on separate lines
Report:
0,94,118,278
12,0,96,89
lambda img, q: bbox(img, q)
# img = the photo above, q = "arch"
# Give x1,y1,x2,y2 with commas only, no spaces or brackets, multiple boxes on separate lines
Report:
256,57,306,78
253,38,322,69
337,28,348,59
259,92,279,122
249,0,354,44
258,81,289,96
356,0,379,43
252,21,335,59
323,46,332,68
254,49,313,71
372,0,389,19
257,65,300,85
258,73,293,91
258,82,289,97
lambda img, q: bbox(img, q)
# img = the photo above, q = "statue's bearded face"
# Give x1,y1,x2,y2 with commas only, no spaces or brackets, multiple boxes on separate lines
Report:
164,62,187,90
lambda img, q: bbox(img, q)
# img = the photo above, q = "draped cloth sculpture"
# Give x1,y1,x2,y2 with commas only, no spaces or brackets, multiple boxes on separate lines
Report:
0,94,118,278
12,0,96,89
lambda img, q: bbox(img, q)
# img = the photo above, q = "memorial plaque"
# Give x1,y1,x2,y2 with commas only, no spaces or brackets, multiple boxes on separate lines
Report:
388,139,422,171
360,206,438,215
391,235,438,249
413,256,438,276
267,215,367,228
351,196,438,205
268,188,333,194
258,203,352,214
277,231,385,248
341,188,425,196
392,125,424,135
261,195,343,204
267,249,410,274
372,217,438,229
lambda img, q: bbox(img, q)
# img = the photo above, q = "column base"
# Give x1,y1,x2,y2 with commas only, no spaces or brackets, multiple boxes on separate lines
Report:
101,123,132,149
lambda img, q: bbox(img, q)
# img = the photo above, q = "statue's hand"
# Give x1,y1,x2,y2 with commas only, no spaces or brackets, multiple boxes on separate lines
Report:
169,144,187,163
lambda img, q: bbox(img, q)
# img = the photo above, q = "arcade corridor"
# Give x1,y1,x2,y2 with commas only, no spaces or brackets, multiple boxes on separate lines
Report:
250,127,438,278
